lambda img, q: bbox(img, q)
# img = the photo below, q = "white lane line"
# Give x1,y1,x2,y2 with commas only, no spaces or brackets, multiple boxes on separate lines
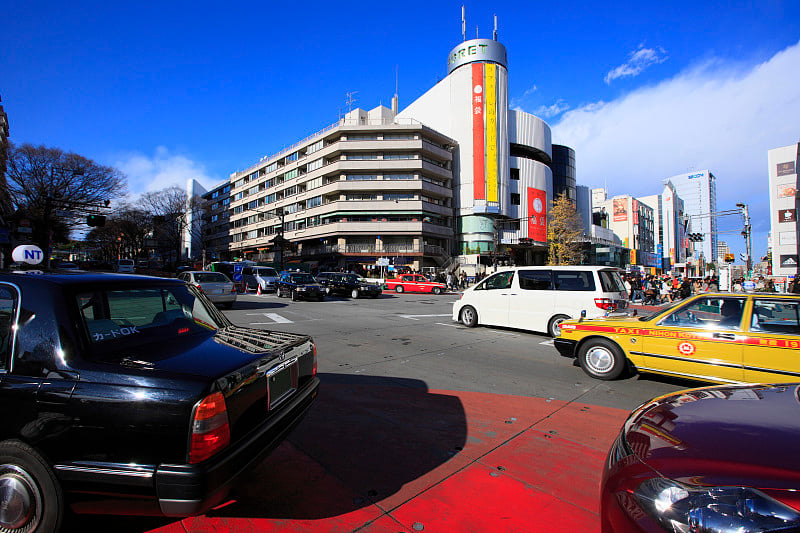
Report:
540,340,555,346
398,314,453,320
248,313,293,324
436,322,461,327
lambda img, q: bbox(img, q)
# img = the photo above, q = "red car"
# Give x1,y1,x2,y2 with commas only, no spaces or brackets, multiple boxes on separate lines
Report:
601,383,800,532
384,274,446,295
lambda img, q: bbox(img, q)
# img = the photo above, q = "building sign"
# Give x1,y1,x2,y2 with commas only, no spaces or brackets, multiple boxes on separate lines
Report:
12,245,44,265
472,63,485,201
447,38,507,74
485,63,499,203
527,188,547,242
779,231,797,245
632,199,639,225
777,161,796,177
777,184,797,198
613,198,627,221
780,255,799,269
688,172,704,179
779,209,797,223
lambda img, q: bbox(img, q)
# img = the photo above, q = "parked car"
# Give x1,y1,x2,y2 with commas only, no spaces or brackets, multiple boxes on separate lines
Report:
0,272,319,531
242,266,280,293
555,292,800,383
453,266,628,337
53,261,80,271
601,383,800,532
277,271,324,301
177,271,237,309
115,259,135,273
384,274,446,295
321,272,382,298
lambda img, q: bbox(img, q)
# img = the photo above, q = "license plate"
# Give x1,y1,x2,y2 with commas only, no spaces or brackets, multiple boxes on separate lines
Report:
268,360,297,408
211,289,223,295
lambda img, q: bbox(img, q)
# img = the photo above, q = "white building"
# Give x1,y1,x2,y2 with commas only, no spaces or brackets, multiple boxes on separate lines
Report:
768,142,799,277
666,170,718,263
639,181,688,271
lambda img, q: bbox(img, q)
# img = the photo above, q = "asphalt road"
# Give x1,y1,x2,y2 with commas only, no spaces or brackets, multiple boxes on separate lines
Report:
227,290,691,411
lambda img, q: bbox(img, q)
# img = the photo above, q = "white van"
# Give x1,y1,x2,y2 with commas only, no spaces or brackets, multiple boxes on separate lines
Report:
116,259,135,273
452,266,628,337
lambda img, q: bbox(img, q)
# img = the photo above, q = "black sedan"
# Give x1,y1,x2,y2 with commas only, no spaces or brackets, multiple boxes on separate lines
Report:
321,273,382,299
277,271,324,301
0,272,319,531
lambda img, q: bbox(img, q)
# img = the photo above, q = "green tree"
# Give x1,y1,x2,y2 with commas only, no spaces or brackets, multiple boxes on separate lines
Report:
547,193,585,265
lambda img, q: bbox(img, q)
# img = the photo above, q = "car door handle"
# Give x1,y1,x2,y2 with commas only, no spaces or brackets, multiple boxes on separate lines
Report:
713,332,736,340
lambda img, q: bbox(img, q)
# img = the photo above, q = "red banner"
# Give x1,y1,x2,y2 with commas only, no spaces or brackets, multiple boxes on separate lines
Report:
472,63,485,200
527,188,547,242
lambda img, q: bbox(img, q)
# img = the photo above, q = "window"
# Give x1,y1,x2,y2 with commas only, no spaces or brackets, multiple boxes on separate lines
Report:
0,284,18,368
519,270,552,290
346,194,378,201
306,140,323,154
383,153,415,160
249,172,258,181
346,174,378,181
283,186,298,197
751,299,800,335
478,271,514,290
384,173,414,180
554,271,596,291
306,196,322,209
284,169,298,181
345,153,379,160
307,158,323,172
286,152,298,162
307,177,323,190
384,193,415,201
248,186,259,196
235,179,245,188
384,133,416,140
658,297,745,330
211,214,218,222
510,168,520,180
511,193,520,205
346,134,379,140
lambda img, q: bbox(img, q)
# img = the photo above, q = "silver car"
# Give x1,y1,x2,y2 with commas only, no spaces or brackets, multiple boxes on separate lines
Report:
177,271,237,309
242,266,279,293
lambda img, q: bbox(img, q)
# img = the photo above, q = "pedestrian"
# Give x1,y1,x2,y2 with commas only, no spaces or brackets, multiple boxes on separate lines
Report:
680,277,692,299
660,277,672,303
446,271,454,292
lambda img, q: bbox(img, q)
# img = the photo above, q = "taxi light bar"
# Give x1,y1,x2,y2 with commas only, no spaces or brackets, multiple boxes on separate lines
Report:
594,298,617,311
189,391,230,463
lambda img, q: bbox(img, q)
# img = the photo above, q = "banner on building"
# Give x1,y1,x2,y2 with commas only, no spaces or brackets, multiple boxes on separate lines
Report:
777,161,796,177
472,63,485,201
613,198,627,221
527,187,547,242
780,255,798,269
485,64,498,203
779,209,797,223
777,184,796,198
779,231,797,246
632,199,639,225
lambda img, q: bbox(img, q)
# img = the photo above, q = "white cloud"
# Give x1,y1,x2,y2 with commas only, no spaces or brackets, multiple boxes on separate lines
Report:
533,99,570,118
605,45,668,84
113,146,219,198
510,84,538,109
552,40,800,256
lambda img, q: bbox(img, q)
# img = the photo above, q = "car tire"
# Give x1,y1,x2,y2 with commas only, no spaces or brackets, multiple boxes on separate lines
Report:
291,290,299,302
351,289,359,299
460,306,478,327
395,286,404,293
0,440,64,533
578,339,626,380
548,314,570,338
432,287,442,295
277,288,284,298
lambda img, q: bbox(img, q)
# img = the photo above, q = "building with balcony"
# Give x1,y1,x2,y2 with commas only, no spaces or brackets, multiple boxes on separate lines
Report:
224,106,455,272
200,181,232,262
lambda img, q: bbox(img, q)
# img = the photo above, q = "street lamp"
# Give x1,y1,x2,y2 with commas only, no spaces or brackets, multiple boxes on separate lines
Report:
736,203,752,276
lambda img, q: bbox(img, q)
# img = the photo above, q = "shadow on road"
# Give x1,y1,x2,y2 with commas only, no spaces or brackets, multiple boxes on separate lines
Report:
70,373,467,530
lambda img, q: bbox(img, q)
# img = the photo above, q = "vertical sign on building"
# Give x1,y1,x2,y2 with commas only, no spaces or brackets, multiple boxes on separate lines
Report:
485,64,498,203
527,187,547,242
472,63,485,201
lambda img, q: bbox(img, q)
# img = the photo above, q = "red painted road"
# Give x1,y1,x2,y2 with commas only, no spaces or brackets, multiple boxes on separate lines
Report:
77,377,630,532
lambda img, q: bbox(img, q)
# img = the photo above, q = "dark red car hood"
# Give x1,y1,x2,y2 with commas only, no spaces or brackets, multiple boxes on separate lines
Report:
625,383,800,492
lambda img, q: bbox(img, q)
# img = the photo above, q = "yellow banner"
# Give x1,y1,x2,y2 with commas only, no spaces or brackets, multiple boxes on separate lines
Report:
485,64,498,202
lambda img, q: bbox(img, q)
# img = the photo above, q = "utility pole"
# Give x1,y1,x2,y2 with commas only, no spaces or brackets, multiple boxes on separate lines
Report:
736,203,752,277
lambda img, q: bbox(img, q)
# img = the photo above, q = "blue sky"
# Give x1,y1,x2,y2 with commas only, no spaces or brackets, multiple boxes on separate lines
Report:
3,1,800,262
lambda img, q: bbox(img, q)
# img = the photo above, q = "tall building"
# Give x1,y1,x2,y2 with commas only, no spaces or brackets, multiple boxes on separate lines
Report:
201,181,232,262
717,240,731,263
768,142,800,277
666,170,718,263
639,181,688,271
595,194,658,270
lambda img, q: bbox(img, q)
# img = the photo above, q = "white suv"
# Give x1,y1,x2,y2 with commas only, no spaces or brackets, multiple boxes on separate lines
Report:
453,266,628,337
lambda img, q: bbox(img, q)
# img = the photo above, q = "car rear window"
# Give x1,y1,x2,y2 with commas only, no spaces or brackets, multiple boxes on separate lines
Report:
195,273,230,283
257,268,278,276
599,270,626,293
554,271,596,291
77,286,224,348
290,274,316,284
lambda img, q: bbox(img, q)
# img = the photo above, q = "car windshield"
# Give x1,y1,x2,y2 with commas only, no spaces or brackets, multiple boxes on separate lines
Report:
257,268,278,276
76,285,227,352
342,274,360,282
291,274,316,284
638,298,684,321
194,272,230,283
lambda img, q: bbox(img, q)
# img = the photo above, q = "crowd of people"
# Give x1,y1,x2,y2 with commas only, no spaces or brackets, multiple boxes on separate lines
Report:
624,274,720,305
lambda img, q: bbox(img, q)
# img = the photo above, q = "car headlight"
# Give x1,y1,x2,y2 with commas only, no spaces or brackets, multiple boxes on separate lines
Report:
297,286,307,291
634,477,800,532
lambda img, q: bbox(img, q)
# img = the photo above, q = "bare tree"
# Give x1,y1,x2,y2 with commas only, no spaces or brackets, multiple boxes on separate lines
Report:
137,187,191,266
547,193,585,265
6,143,126,263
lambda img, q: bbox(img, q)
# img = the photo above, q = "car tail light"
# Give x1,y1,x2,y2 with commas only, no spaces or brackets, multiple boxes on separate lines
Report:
194,283,204,294
594,298,616,311
189,391,230,464
312,344,318,376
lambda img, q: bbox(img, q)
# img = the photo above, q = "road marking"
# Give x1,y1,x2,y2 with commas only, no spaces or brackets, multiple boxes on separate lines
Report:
248,313,293,324
398,314,452,320
436,322,461,327
540,340,555,346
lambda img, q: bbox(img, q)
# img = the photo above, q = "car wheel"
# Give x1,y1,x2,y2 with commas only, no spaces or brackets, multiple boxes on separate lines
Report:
460,306,478,327
291,290,299,302
317,294,324,301
432,287,442,295
0,440,64,533
395,286,404,293
277,288,284,298
578,339,626,380
548,314,570,338
325,287,332,295
351,289,359,299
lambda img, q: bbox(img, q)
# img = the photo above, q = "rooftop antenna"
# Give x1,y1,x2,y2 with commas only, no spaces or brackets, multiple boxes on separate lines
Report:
345,91,358,112
461,5,466,42
493,15,498,40
391,65,399,114
476,25,479,39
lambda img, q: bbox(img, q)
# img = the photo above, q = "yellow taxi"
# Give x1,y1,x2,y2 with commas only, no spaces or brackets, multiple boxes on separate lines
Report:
554,292,800,383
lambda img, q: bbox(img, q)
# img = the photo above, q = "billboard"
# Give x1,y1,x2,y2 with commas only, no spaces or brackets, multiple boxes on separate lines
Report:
778,209,797,223
527,188,547,242
613,198,627,221
777,161,796,177
777,184,796,198
472,63,485,201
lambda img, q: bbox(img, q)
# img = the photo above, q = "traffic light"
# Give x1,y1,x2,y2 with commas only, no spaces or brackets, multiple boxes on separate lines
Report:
86,215,106,227
740,253,748,263
724,253,735,263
